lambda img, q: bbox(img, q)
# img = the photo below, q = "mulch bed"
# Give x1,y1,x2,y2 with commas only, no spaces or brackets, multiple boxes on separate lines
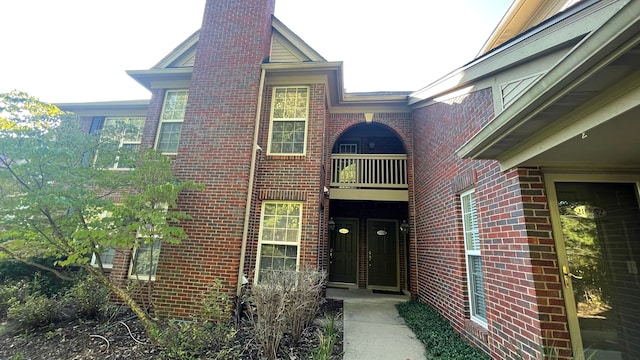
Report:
0,299,343,360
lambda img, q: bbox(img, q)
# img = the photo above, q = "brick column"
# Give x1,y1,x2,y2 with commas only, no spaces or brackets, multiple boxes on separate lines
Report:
153,0,275,317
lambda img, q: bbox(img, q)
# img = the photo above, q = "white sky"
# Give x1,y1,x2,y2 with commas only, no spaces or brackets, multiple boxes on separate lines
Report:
0,0,512,103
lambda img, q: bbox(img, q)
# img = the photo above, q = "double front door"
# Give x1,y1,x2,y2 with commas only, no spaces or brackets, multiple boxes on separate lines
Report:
329,218,399,290
550,178,640,360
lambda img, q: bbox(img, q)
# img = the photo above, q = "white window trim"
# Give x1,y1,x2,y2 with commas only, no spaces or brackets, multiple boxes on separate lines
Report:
461,188,487,328
154,89,188,155
254,201,303,283
267,86,310,156
98,117,146,170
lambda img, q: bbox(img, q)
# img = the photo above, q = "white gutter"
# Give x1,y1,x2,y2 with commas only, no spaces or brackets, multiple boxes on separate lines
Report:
237,68,266,296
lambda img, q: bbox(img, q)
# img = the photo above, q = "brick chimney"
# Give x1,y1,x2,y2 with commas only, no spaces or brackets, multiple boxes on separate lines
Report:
155,0,275,317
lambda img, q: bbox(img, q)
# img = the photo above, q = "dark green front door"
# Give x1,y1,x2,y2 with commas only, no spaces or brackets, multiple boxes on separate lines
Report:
329,218,358,284
367,220,398,290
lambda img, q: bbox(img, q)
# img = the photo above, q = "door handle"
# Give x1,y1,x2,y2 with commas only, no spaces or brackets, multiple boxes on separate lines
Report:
329,248,333,264
368,251,372,267
562,265,583,287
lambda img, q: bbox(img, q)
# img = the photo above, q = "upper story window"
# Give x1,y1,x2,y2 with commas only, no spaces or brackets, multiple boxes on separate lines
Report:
155,90,188,154
97,117,145,169
268,87,309,155
461,188,487,327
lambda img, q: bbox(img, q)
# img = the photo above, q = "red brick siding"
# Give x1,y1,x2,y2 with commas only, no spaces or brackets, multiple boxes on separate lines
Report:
411,89,568,359
242,84,328,280
147,0,276,318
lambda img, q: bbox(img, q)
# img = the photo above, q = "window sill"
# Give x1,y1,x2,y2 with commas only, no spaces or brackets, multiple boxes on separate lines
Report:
265,154,306,161
464,318,489,344
127,275,156,282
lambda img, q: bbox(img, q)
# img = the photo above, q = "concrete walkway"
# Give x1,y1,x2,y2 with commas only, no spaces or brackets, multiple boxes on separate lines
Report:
327,288,427,360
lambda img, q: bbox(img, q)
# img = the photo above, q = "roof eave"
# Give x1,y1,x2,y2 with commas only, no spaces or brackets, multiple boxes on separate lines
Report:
126,68,193,90
57,99,150,116
456,1,640,160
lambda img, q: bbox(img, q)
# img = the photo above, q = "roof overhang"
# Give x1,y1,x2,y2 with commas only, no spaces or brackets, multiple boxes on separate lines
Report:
57,99,150,117
126,68,193,91
456,0,640,170
263,62,410,113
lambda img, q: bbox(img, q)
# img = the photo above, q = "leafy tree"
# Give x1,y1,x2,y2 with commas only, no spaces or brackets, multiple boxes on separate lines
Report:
0,90,201,338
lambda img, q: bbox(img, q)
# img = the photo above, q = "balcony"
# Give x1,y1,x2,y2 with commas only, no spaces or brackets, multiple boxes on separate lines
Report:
329,154,408,201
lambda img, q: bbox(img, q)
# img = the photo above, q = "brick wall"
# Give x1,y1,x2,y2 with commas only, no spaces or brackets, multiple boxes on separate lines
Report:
242,84,328,280
411,89,569,359
148,0,276,317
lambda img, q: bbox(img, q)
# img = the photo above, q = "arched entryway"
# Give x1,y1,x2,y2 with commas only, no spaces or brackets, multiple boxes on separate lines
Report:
326,123,409,293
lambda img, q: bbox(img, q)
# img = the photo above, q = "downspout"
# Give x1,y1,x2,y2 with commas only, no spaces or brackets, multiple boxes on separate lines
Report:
237,68,266,296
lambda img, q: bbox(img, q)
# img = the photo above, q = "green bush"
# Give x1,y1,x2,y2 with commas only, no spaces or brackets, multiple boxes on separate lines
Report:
158,320,239,360
0,280,20,319
1,273,52,320
65,275,110,320
397,301,490,360
7,292,62,329
157,280,240,359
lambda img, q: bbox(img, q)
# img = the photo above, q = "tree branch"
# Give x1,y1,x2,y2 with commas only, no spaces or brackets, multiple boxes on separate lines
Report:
0,156,32,191
0,246,74,281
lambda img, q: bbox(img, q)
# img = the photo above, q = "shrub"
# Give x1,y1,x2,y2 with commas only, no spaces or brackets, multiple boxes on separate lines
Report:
157,280,240,359
248,271,289,360
7,292,62,329
1,273,54,321
397,301,490,360
198,280,232,322
157,320,214,360
65,275,110,320
285,269,326,344
0,280,20,319
248,269,327,360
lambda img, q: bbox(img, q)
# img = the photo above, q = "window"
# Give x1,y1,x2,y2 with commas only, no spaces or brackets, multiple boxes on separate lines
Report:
128,240,161,281
255,202,302,280
461,188,487,326
339,144,358,154
268,87,309,155
90,247,116,269
128,204,167,281
82,208,116,269
156,90,188,154
97,117,145,169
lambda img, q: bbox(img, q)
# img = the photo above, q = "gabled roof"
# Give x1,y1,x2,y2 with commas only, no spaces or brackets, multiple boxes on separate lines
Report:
126,16,326,90
153,30,200,69
477,0,581,56
270,16,326,62
457,0,640,169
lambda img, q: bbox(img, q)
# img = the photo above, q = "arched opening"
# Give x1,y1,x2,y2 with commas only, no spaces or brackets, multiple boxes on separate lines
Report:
327,123,409,293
